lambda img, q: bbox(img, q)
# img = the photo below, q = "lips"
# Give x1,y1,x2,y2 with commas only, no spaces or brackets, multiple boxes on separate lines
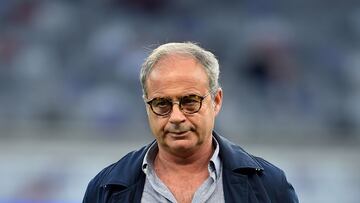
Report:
165,125,194,138
170,131,187,134
168,131,189,137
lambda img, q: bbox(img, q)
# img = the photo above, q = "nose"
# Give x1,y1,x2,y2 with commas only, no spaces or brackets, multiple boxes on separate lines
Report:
168,102,186,124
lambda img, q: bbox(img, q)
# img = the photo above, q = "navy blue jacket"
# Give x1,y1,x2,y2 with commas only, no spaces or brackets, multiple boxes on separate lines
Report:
83,132,299,202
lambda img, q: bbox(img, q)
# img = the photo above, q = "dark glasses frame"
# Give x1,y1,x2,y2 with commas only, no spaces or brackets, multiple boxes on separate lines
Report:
146,92,212,116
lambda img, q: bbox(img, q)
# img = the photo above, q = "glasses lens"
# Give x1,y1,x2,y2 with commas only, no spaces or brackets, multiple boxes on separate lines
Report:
180,95,202,114
148,94,206,116
151,98,172,115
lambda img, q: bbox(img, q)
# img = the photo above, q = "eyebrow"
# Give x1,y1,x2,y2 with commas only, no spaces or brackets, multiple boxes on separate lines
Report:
154,93,201,100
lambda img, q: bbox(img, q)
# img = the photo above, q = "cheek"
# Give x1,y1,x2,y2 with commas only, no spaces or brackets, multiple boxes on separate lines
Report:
198,110,216,132
148,115,166,134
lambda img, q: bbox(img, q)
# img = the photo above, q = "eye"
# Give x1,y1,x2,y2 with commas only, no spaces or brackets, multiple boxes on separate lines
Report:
181,95,201,105
152,98,171,108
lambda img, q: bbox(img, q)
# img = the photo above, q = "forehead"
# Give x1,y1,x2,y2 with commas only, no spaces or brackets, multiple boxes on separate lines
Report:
146,54,209,97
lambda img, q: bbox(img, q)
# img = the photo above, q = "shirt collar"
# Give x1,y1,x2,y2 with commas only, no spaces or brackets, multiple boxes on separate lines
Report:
209,136,221,179
142,141,157,173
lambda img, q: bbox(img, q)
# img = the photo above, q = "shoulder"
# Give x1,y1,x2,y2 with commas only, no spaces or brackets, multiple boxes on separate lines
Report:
252,156,298,202
214,132,298,202
252,155,288,185
237,152,298,202
215,131,289,179
253,155,285,178
83,144,151,202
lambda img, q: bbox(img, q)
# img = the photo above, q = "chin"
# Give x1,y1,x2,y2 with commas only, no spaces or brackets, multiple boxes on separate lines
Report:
167,139,199,152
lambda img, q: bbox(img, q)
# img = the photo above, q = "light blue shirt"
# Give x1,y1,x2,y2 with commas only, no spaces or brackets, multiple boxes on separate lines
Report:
141,137,225,203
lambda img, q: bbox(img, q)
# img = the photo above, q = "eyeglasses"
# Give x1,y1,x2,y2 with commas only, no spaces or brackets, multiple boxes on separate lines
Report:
146,92,211,116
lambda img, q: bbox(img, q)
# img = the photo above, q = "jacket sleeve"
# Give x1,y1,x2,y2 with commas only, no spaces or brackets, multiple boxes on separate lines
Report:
83,172,109,203
278,170,299,203
83,178,100,203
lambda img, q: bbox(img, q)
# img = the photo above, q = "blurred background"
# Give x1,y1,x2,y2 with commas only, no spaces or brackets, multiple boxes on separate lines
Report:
1,0,360,202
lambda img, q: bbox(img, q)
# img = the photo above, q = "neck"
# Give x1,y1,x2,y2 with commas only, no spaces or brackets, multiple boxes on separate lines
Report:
155,138,214,173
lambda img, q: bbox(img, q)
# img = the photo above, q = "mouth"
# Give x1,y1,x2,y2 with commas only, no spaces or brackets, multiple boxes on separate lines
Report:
167,131,190,138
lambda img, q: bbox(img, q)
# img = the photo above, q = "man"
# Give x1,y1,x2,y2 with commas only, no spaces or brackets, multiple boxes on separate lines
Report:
83,42,299,203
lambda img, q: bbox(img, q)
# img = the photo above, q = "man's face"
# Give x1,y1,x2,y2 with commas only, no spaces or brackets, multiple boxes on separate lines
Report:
145,54,222,156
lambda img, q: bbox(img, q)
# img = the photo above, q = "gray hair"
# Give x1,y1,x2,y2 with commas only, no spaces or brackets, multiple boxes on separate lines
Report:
140,42,220,98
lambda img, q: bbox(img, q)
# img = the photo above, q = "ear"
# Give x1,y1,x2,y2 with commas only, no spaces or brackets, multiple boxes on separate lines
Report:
144,101,151,116
213,88,223,116
145,105,150,115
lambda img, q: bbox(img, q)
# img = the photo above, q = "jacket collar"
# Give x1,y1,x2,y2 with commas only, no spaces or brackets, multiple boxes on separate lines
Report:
213,131,264,173
101,131,263,187
100,142,153,187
